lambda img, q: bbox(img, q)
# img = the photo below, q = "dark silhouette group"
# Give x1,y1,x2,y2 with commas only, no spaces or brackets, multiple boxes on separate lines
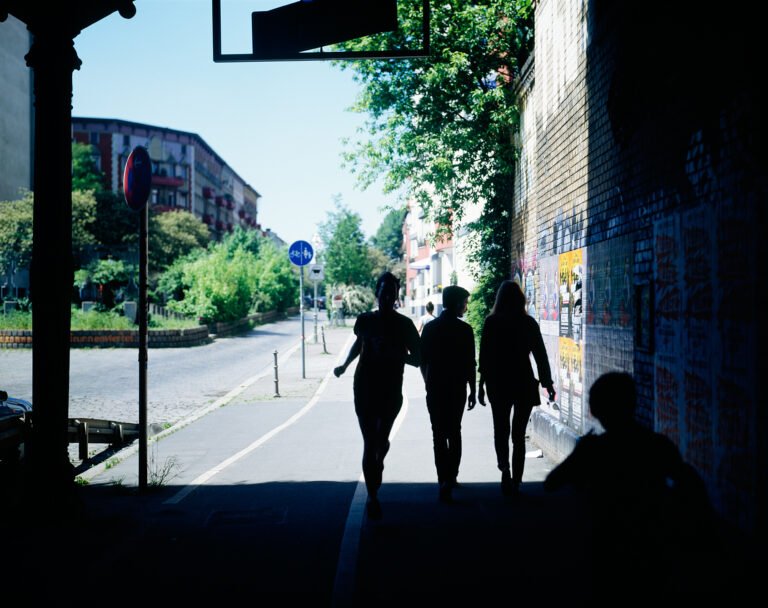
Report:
334,270,717,596
335,273,557,515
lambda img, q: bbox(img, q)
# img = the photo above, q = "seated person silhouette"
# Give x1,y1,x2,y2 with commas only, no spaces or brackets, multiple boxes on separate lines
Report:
545,372,718,599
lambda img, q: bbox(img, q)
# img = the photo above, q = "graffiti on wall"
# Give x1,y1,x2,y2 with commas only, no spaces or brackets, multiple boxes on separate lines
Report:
582,235,635,432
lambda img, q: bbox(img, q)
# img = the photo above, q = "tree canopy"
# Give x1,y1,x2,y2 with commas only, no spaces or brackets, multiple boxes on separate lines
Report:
319,199,373,287
335,0,534,329
371,206,407,260
148,210,211,273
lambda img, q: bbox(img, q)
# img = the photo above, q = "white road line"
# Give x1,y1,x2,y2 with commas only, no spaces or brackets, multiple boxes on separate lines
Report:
331,388,410,608
163,332,355,505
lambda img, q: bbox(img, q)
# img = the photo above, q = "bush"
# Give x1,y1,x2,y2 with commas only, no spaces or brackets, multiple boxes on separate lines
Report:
339,284,375,316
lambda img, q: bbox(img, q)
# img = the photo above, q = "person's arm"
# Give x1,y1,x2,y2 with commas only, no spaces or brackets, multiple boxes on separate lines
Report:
531,318,556,401
334,336,360,377
404,318,421,368
466,325,477,410
477,318,489,406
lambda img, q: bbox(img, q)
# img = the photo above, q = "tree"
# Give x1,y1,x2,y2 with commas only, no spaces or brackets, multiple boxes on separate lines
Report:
335,0,534,323
71,189,98,265
0,192,33,281
371,206,407,260
72,141,105,192
0,190,97,280
319,199,373,287
149,210,210,273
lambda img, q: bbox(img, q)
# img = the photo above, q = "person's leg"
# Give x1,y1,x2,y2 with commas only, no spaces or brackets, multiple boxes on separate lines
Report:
511,401,535,486
488,385,512,473
370,395,403,493
426,390,450,484
355,409,380,498
447,393,466,484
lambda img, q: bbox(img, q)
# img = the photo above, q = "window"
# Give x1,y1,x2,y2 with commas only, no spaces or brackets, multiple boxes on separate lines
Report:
123,134,130,147
89,132,99,145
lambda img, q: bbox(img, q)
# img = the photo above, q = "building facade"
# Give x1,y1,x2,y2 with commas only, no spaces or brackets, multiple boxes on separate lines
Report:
71,117,263,241
0,15,32,203
402,197,479,318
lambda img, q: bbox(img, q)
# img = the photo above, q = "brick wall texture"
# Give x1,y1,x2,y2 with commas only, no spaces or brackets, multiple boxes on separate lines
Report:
516,0,764,534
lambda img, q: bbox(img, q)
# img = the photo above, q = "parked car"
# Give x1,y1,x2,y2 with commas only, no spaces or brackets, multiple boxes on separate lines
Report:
0,390,32,463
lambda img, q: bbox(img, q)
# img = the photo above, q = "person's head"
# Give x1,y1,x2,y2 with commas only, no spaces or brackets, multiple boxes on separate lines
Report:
426,301,434,314
442,285,470,317
375,272,400,312
589,372,636,431
491,280,526,316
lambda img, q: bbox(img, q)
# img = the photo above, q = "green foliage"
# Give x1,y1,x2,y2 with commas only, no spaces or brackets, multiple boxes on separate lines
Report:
0,311,31,330
167,244,258,324
0,192,33,274
319,199,373,287
71,189,98,261
93,190,138,248
0,189,97,273
371,206,407,259
161,233,295,324
340,284,376,315
149,210,211,273
335,0,533,227
71,308,135,330
219,225,261,258
251,239,298,313
72,142,105,192
334,0,532,312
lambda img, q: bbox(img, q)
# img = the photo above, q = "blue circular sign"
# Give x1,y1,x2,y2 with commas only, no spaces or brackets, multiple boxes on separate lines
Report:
123,146,152,211
288,240,314,266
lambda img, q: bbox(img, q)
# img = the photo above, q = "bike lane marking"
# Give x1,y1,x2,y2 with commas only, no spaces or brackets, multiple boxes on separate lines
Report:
163,332,355,505
76,341,303,483
331,385,411,607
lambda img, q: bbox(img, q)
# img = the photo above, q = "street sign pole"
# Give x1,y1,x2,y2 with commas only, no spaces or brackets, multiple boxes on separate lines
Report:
123,146,152,492
300,264,305,379
313,280,318,344
288,240,314,380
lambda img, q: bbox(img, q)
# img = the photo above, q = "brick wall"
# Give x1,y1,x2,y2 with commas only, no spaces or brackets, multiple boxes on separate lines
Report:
518,0,764,533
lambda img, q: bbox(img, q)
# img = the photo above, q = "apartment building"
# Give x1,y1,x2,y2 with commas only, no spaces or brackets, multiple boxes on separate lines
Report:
71,117,263,241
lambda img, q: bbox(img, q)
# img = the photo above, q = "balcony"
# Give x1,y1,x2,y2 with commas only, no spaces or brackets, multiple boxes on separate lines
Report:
215,220,225,231
215,196,225,207
203,186,214,199
151,174,185,188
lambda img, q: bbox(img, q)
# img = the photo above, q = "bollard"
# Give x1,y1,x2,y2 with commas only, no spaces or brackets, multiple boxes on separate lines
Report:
321,326,329,354
273,349,280,397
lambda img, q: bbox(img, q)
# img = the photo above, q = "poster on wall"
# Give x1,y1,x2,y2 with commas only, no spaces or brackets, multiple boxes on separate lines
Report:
539,255,559,336
582,235,634,432
558,336,584,432
558,249,584,341
540,334,560,417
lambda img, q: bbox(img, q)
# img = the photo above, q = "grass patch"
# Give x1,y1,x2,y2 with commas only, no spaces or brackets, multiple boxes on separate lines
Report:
0,308,200,330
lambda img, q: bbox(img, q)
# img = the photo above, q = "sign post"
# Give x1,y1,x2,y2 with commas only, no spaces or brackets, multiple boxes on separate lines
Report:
123,146,152,491
308,263,324,343
288,240,314,378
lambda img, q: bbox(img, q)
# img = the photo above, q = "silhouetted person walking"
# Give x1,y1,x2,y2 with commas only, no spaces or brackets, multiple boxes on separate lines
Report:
478,280,555,496
418,300,436,334
420,285,476,503
334,272,420,520
544,372,721,600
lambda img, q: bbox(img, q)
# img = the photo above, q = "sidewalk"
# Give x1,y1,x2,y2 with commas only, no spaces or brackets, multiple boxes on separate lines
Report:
4,317,752,606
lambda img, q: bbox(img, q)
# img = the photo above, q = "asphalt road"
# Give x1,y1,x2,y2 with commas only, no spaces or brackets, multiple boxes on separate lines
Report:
0,315,306,426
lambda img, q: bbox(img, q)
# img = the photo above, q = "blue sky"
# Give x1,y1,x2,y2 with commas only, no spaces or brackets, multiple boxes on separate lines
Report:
72,0,400,247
